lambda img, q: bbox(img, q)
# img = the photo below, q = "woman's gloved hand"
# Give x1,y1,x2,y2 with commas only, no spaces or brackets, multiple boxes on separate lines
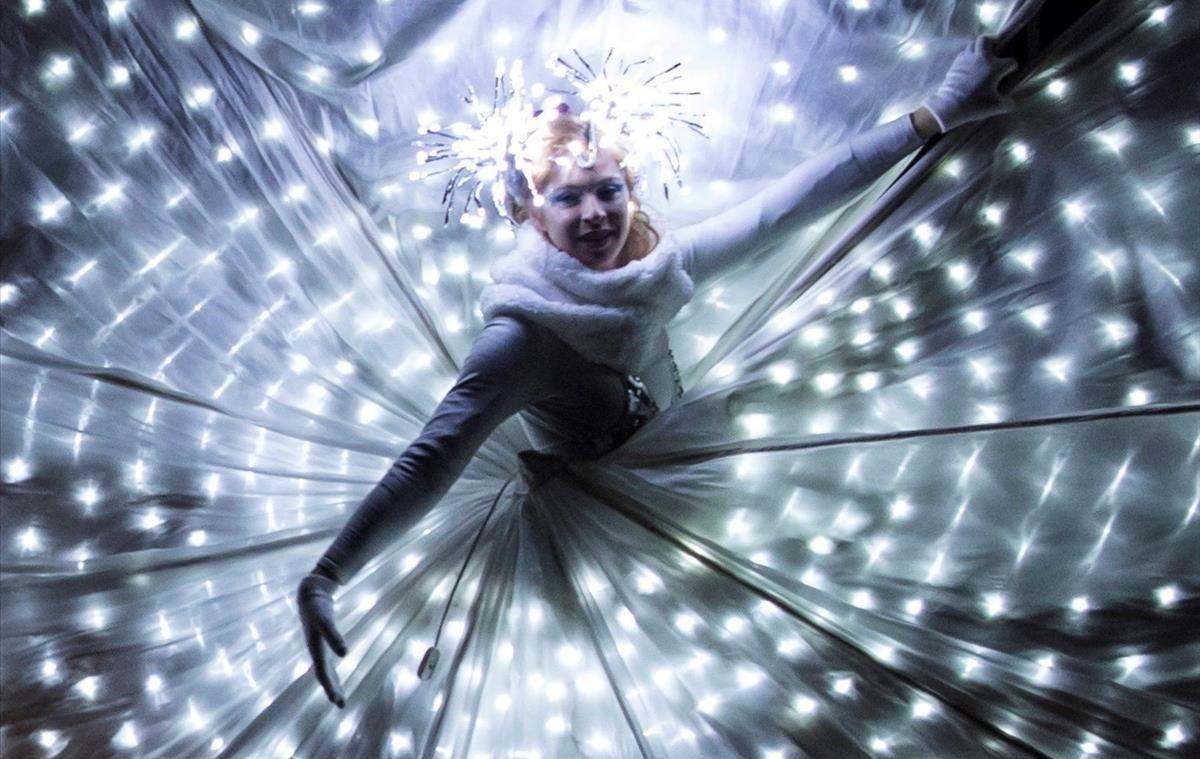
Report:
297,572,348,708
921,35,1020,133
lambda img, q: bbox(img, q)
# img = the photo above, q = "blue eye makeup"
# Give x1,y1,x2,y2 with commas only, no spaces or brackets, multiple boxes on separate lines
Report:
548,180,624,206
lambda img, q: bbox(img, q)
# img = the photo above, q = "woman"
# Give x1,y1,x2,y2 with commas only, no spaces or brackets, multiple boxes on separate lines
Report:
298,36,1018,709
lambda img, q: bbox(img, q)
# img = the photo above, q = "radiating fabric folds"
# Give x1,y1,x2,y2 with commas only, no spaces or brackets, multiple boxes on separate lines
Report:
2,1,1197,757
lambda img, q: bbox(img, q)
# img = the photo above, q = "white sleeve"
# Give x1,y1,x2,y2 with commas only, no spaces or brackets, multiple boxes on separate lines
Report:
674,116,924,286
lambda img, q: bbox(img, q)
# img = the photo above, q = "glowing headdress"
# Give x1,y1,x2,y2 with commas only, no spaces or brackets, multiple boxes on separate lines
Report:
413,51,706,225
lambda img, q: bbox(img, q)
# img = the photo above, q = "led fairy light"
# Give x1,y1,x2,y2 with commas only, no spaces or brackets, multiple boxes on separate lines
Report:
552,49,706,192
413,58,541,223
413,51,705,225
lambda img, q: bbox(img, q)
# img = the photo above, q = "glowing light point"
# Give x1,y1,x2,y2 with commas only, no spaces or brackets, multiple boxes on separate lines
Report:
838,65,859,83
1155,584,1178,607
1046,77,1068,98
41,660,60,682
127,125,156,152
76,676,100,700
948,260,973,285
768,361,795,385
961,656,980,677
736,665,764,688
913,222,938,247
977,2,1002,25
895,338,918,361
813,372,842,394
41,195,71,223
1162,723,1186,748
982,592,1006,618
1118,61,1142,84
357,401,381,424
241,23,261,45
25,0,45,16
1070,596,1089,613
793,695,818,715
360,43,382,64
66,123,95,145
17,526,42,552
107,1,130,22
48,55,73,79
188,85,215,108
175,17,199,40
113,721,139,749
1094,125,1130,154
1124,384,1151,406
739,413,771,438
1035,654,1056,680
78,484,100,507
110,64,130,87
1062,200,1087,222
1042,355,1071,383
1022,303,1051,331
1012,246,1040,271
809,535,834,555
770,103,795,123
771,60,791,77
942,158,965,178
674,612,699,635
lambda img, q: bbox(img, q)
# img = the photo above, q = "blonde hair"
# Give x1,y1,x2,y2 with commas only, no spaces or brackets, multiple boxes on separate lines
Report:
508,113,660,263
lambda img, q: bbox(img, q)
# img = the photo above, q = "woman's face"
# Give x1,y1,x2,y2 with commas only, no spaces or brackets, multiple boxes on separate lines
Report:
530,148,634,271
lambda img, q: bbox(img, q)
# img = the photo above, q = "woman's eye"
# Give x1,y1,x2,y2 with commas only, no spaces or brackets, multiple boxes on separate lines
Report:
598,184,623,200
551,193,579,205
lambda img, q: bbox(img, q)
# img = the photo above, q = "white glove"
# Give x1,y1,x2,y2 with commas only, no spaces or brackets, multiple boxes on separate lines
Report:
921,35,1019,133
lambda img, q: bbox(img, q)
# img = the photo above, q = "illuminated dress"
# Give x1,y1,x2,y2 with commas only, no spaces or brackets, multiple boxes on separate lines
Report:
314,117,924,586
3,2,1198,756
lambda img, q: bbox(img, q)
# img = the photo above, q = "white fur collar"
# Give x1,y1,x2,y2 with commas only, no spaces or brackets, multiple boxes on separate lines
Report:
479,223,695,374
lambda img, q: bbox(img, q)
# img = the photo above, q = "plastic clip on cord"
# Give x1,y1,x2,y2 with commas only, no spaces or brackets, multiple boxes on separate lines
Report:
418,474,517,680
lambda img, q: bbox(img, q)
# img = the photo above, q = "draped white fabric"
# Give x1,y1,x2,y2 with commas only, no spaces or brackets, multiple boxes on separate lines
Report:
2,1,1198,756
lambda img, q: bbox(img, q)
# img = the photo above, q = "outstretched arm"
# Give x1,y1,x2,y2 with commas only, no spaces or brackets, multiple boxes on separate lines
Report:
297,315,545,707
675,35,1017,286
674,113,927,285
314,315,544,583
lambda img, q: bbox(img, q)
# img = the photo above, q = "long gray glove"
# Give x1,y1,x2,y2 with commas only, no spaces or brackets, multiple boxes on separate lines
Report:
921,35,1019,133
297,573,347,708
